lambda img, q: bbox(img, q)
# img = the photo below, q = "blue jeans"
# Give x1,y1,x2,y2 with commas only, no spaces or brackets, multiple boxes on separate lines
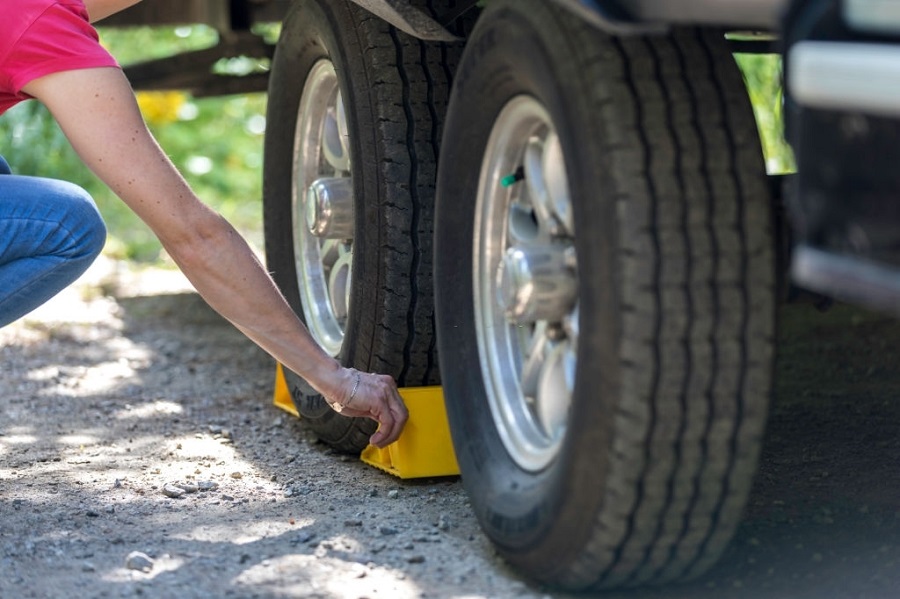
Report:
0,156,107,327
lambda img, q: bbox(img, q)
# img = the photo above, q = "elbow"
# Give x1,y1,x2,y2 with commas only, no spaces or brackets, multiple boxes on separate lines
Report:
162,211,234,271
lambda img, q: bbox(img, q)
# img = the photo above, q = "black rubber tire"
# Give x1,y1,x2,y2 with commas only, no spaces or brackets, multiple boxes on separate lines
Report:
434,0,775,591
263,0,463,452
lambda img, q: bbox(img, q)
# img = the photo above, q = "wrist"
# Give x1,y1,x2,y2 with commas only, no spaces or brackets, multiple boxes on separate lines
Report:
327,369,361,413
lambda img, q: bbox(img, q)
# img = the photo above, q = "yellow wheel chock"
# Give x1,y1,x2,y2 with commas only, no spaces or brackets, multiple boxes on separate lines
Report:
273,364,460,479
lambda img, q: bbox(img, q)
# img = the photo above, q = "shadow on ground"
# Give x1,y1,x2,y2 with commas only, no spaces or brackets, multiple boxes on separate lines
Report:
2,287,900,598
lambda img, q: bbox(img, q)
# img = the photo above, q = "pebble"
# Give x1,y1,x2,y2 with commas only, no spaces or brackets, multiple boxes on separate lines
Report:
125,551,154,573
407,555,425,564
197,481,219,491
387,490,399,499
371,542,387,554
162,484,185,499
230,472,243,480
292,531,315,545
174,482,199,494
379,526,399,536
437,516,450,531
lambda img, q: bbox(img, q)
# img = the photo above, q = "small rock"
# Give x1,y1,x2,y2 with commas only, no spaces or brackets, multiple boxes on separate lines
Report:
344,519,363,527
407,554,426,564
125,551,154,573
379,526,399,536
230,472,243,480
292,531,315,545
162,484,185,499
85,510,100,518
387,490,399,499
197,481,219,491
174,482,199,493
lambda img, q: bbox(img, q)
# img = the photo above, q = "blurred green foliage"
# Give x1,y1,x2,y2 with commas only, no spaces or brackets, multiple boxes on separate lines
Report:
0,25,792,263
734,52,796,175
0,25,269,261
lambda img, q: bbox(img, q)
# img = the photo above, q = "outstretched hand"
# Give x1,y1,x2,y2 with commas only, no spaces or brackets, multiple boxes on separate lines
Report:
22,67,411,449
327,368,409,448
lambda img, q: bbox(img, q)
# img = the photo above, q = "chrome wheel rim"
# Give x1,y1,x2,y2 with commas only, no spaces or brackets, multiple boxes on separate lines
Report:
292,59,353,357
474,96,578,472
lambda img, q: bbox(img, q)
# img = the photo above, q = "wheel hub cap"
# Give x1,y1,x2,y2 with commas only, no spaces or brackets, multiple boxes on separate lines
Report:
496,245,577,324
306,177,355,239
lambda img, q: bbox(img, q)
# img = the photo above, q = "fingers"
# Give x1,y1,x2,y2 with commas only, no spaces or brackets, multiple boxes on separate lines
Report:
327,370,409,448
369,376,408,447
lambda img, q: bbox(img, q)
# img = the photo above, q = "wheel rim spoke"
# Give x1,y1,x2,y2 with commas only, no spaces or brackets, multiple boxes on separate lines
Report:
328,245,352,325
323,99,350,172
542,131,574,236
519,323,546,402
524,134,558,238
536,340,574,440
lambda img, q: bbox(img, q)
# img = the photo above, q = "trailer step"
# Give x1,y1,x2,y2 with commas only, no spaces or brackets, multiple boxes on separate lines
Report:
788,41,900,118
792,244,900,318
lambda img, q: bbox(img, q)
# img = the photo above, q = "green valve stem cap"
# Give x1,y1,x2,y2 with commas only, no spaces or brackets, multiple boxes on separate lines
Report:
501,166,525,188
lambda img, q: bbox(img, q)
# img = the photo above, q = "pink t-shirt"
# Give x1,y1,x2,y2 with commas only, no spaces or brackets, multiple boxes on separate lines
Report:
0,0,119,115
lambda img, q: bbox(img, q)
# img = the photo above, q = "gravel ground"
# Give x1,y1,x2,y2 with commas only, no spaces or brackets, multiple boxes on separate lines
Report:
4,257,900,599
0,258,555,599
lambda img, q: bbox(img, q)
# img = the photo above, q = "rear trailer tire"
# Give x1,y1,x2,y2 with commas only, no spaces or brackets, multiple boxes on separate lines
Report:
264,0,462,451
434,0,775,590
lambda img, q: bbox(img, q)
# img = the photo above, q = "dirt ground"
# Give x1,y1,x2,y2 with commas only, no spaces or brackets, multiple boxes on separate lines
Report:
2,257,900,599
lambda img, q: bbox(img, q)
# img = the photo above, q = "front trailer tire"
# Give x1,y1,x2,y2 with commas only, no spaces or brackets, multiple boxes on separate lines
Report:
435,0,775,590
264,0,463,452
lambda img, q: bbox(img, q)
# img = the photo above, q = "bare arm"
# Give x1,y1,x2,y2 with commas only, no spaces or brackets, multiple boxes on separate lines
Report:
83,0,143,22
23,67,408,447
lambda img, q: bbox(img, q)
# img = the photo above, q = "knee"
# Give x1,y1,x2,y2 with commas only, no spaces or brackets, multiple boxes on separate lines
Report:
56,183,107,263
78,204,107,263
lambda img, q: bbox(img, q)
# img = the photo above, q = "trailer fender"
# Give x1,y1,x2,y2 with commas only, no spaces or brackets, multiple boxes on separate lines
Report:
348,0,460,41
